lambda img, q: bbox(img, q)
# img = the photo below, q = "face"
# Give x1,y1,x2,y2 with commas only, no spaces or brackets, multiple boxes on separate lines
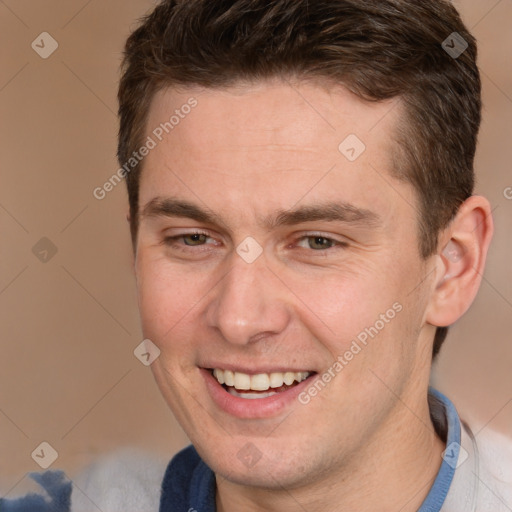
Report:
134,80,437,489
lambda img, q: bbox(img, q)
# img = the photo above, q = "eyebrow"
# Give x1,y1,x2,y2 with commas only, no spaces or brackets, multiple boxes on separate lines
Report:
141,197,381,230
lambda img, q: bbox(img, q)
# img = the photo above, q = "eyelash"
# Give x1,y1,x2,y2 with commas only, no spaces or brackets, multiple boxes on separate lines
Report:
162,230,348,253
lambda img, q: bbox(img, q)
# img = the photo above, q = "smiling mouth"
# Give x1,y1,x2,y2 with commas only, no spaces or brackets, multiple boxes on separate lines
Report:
210,368,315,399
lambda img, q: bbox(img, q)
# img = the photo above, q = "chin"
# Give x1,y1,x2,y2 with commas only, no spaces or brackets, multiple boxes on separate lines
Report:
198,440,319,490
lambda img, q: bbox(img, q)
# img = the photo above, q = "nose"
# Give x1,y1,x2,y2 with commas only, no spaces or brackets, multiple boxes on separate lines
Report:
205,252,291,346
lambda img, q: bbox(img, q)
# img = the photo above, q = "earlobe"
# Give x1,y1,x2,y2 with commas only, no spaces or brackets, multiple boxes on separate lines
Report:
426,195,494,327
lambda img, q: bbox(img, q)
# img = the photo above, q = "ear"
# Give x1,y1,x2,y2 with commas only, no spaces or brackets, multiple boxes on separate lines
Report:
425,195,494,328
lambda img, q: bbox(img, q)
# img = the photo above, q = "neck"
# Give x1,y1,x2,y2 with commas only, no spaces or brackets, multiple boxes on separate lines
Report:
216,388,445,512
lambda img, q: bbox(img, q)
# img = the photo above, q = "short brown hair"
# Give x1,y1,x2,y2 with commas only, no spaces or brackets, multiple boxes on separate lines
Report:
118,0,481,357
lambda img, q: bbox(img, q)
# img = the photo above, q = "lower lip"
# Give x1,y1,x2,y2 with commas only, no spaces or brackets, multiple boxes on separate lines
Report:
200,368,316,419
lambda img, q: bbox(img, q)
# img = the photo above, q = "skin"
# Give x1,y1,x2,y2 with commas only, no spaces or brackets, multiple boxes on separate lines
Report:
132,80,493,511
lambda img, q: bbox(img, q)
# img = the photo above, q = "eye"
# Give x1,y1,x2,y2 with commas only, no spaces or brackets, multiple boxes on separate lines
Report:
162,231,216,249
161,231,346,255
295,234,347,251
181,233,208,246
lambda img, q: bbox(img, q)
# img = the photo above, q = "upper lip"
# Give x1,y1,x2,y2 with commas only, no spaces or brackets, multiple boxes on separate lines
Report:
201,365,316,375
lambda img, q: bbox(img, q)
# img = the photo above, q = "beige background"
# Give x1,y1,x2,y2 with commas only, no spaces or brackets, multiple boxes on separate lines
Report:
0,0,511,493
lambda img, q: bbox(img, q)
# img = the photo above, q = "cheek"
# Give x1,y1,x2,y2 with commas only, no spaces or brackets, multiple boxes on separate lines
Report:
285,265,396,341
136,254,205,345
287,264,421,385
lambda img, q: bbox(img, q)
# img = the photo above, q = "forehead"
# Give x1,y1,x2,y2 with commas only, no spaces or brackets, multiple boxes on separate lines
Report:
139,80,412,227
146,79,400,160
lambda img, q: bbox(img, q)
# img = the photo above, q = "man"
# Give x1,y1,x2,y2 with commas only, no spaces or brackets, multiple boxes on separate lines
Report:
2,0,510,511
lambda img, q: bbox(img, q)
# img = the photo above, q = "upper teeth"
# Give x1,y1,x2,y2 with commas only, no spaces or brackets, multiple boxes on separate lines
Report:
212,369,311,391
